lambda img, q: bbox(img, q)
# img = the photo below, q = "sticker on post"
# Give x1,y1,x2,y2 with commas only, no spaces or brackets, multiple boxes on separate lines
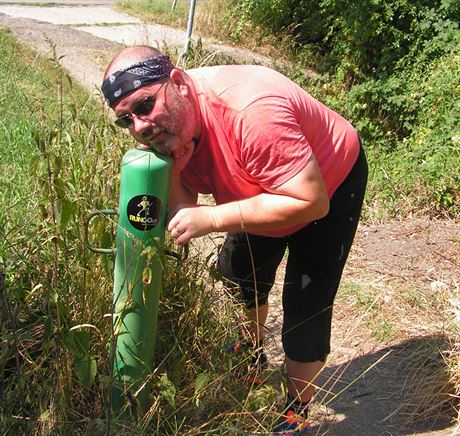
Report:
127,195,162,230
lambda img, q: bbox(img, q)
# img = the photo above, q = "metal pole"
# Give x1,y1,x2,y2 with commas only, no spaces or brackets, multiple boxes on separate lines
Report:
183,0,197,59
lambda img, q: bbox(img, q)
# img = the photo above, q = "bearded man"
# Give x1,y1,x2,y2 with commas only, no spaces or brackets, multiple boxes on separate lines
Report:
102,45,368,434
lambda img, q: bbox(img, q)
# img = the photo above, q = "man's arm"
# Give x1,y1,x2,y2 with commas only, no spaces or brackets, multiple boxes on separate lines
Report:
169,172,198,207
168,155,329,244
168,139,198,208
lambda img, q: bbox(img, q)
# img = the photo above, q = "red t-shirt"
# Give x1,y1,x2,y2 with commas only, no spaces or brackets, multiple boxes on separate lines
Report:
183,65,360,236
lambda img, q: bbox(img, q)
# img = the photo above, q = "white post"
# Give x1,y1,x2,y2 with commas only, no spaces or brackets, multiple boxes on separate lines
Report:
183,0,197,59
171,0,177,11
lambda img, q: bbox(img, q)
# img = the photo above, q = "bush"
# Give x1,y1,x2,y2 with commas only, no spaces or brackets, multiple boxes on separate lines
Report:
348,49,460,217
228,0,459,80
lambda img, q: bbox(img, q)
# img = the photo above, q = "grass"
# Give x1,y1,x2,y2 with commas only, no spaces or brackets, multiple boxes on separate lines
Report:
115,0,297,63
0,27,123,433
398,336,458,427
337,281,378,311
116,0,191,29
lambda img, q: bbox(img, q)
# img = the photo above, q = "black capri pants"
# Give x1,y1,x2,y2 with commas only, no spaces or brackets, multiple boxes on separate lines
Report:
217,145,368,362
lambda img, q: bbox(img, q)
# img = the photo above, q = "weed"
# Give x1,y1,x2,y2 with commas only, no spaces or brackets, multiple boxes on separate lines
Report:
338,281,378,311
399,336,458,427
373,319,396,342
401,288,431,310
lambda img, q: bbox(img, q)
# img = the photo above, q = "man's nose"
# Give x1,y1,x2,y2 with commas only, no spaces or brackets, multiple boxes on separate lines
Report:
131,114,153,134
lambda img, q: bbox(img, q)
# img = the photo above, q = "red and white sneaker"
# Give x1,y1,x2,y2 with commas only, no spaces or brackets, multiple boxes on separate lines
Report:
272,410,310,435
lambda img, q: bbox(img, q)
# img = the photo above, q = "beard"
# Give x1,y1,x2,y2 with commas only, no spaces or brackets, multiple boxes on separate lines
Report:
140,84,194,156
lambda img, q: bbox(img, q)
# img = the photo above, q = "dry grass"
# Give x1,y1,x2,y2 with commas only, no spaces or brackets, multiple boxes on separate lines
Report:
325,220,460,430
398,337,457,426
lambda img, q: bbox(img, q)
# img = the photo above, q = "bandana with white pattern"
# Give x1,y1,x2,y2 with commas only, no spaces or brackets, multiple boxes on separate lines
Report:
101,55,174,106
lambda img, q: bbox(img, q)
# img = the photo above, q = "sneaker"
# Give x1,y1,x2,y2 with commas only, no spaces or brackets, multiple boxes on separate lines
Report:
226,338,269,384
272,410,310,435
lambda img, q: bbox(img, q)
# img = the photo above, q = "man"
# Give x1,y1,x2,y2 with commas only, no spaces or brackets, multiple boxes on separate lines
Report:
102,45,368,433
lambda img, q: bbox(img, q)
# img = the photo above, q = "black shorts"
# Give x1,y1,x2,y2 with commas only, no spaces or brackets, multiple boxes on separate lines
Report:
217,145,368,362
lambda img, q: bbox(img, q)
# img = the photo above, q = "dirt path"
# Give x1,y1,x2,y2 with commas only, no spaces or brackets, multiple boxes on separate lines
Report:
1,3,459,434
259,219,460,435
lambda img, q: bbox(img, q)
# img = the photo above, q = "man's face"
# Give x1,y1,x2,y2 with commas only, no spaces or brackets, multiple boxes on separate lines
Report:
113,76,196,157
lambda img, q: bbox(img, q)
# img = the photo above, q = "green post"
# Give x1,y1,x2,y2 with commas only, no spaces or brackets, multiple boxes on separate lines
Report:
111,147,172,414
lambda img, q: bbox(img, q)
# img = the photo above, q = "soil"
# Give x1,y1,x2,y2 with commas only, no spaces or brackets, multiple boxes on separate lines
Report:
1,4,459,434
260,219,460,435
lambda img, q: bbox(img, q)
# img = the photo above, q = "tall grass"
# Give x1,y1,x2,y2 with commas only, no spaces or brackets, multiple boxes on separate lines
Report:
0,26,122,433
0,28,284,434
115,0,229,36
115,0,287,59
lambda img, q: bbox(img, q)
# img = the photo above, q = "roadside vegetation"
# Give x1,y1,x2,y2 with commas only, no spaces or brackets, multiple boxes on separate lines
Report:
1,0,459,434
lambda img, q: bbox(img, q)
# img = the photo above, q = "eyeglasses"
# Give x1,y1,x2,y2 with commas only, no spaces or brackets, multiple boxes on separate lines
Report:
115,81,166,129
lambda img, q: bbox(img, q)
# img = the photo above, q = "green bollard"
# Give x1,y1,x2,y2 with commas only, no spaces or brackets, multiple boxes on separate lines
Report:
111,146,172,415
85,146,182,416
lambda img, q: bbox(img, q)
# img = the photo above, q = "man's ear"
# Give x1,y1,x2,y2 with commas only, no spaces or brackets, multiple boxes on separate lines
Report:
170,69,188,95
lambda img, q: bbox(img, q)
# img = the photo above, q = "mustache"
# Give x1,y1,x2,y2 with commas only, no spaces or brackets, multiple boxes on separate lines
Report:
141,125,164,141
140,127,174,155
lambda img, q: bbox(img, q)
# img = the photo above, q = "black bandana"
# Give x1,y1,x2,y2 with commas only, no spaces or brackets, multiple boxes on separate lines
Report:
101,55,175,106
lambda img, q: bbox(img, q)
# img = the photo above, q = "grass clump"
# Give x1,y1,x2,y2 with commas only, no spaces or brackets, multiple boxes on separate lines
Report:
399,337,458,427
0,26,123,433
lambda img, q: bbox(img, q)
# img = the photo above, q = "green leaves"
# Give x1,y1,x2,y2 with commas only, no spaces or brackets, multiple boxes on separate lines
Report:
74,355,97,389
58,198,75,229
158,373,176,407
194,371,210,407
64,329,98,389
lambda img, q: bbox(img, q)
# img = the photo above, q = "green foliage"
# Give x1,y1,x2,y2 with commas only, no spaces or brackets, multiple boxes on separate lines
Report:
226,0,327,47
0,28,126,433
344,45,460,217
229,0,459,79
116,0,190,28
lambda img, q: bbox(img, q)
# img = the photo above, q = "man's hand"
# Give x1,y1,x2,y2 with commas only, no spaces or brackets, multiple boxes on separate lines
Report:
167,204,217,245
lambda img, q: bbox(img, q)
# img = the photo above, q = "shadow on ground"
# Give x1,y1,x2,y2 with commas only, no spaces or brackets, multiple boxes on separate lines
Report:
314,335,456,435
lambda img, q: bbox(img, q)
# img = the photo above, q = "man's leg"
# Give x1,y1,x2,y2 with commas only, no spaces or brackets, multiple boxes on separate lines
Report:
281,144,368,412
285,358,324,403
217,232,286,349
247,303,269,346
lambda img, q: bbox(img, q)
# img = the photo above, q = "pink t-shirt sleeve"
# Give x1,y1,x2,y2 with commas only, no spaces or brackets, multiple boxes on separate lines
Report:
237,96,312,190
